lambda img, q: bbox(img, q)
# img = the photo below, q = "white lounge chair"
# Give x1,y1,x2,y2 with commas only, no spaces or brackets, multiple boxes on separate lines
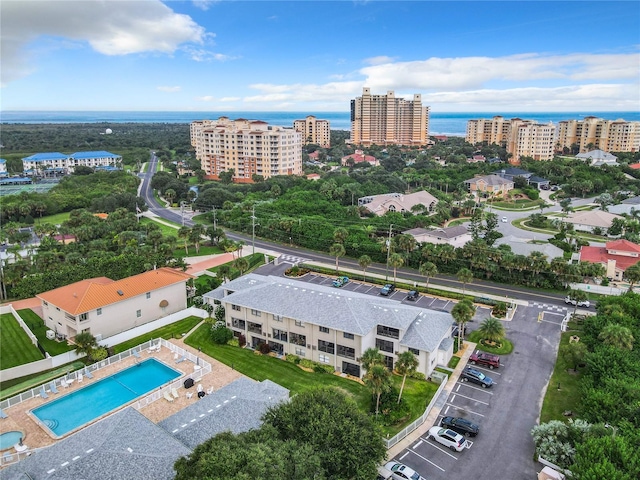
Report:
206,387,214,395
84,368,93,379
132,350,141,358
197,384,203,393
173,352,179,361
0,408,8,419
171,388,179,399
77,373,83,383
163,391,174,403
186,392,193,400
50,382,59,394
39,387,48,399
61,379,69,389
175,356,186,364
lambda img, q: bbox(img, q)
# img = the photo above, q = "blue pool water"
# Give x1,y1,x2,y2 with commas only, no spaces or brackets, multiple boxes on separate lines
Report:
0,431,23,450
32,358,181,437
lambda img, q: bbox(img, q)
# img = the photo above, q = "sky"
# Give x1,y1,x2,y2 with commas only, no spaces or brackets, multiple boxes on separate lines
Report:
1,0,639,112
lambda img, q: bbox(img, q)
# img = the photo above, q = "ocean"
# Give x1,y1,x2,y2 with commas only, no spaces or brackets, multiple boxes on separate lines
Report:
2,110,639,137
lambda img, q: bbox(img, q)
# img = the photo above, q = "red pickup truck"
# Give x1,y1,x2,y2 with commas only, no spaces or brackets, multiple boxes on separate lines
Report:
468,352,500,369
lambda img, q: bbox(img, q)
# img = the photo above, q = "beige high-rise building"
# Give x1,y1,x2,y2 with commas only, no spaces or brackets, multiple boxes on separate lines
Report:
349,88,429,146
190,117,302,182
293,115,331,148
556,117,640,153
466,116,556,162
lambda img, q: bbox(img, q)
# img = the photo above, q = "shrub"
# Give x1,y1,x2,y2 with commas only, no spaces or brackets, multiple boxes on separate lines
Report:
299,358,334,374
90,346,108,362
285,354,300,364
210,321,233,344
238,333,246,347
409,371,426,380
258,342,271,355
492,301,507,318
375,386,411,426
227,338,239,347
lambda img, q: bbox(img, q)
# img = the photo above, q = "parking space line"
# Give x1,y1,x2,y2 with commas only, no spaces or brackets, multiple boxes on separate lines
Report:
399,451,409,461
413,440,423,449
471,366,502,376
443,404,485,417
420,437,459,459
458,383,494,395
444,405,450,415
448,392,490,405
406,449,446,472
455,384,461,392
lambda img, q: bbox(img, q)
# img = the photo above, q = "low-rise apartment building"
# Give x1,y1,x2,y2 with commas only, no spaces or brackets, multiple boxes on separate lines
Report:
22,151,122,174
204,274,454,378
37,268,194,341
190,117,302,182
293,115,331,148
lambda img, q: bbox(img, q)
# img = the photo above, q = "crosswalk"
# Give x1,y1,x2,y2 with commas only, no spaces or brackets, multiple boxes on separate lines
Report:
277,254,309,265
531,301,568,313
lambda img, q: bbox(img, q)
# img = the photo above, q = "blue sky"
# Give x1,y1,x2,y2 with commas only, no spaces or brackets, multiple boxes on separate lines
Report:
1,0,639,112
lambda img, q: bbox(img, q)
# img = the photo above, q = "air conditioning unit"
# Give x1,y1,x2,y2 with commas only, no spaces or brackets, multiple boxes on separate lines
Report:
312,346,317,350
227,323,230,327
306,344,311,349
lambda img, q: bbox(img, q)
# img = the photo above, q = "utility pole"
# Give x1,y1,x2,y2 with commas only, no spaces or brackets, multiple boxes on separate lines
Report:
385,224,393,282
212,206,217,231
180,201,185,226
251,206,257,255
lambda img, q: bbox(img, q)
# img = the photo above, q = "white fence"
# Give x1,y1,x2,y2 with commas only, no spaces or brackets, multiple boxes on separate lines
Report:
0,304,37,346
384,379,447,449
570,282,625,296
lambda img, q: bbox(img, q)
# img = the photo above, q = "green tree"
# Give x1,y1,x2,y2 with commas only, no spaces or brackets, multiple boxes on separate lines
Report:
233,256,249,276
567,288,588,317
451,299,475,349
623,263,640,292
560,341,588,372
598,324,635,350
328,243,345,273
358,254,372,283
419,261,438,291
477,317,505,343
333,227,348,245
364,364,392,416
388,252,404,284
177,226,191,255
217,264,231,283
164,188,176,206
395,350,419,404
74,331,98,359
457,267,473,295
210,320,233,344
361,347,384,372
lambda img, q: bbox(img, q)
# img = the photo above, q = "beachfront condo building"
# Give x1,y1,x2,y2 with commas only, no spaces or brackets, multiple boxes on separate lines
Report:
556,117,640,153
190,117,303,182
349,88,429,146
293,115,331,148
466,116,556,162
21,151,122,175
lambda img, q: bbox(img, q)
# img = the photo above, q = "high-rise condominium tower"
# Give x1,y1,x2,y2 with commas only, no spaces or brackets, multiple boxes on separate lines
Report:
293,115,331,148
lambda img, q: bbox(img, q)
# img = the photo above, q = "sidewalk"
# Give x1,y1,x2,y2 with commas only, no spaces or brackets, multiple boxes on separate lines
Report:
387,341,477,459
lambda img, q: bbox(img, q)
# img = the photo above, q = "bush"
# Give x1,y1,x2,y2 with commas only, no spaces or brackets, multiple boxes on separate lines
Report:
227,338,239,347
492,301,507,318
409,371,426,380
285,354,300,364
238,333,246,348
258,342,271,355
210,321,233,344
375,386,411,426
299,358,334,374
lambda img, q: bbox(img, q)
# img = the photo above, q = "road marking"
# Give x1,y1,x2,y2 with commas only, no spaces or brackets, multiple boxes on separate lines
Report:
456,384,461,391
421,437,458,459
399,451,409,461
451,394,456,403
444,405,450,414
443,404,485,417
407,449,446,471
458,383,494,395
448,392,490,405
413,440,423,449
471,366,502,376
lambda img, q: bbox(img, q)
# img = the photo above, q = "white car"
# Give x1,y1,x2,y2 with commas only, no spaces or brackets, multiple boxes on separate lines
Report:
564,296,590,308
501,216,508,223
383,461,424,480
428,426,469,452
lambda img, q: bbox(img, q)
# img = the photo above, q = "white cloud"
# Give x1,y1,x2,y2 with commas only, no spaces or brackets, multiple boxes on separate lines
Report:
220,97,241,102
157,86,181,93
1,0,207,85
192,0,218,11
196,96,216,102
363,55,396,66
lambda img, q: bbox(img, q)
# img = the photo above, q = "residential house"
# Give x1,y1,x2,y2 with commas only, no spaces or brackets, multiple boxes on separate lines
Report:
467,155,486,163
579,239,640,281
37,268,194,340
464,175,514,197
358,191,438,216
403,226,472,249
494,236,564,259
609,196,640,216
575,149,619,167
629,162,640,170
341,150,379,167
494,167,533,183
562,210,623,235
203,274,454,378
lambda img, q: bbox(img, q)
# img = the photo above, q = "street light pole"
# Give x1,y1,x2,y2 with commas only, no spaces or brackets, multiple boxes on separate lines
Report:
385,224,393,282
251,206,257,255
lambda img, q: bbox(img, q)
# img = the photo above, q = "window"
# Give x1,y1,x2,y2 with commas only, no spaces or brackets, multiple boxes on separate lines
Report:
376,338,394,354
146,292,151,299
43,301,48,306
136,310,142,318
343,332,354,340
377,325,400,339
96,308,102,316
231,304,241,311
79,313,88,322
337,344,355,359
231,318,245,329
319,326,330,334
409,347,420,356
294,320,304,327
295,347,306,357
248,322,262,335
251,309,261,317
318,340,335,354
383,355,394,370
290,332,306,346
318,354,330,364
273,314,283,322
272,328,287,342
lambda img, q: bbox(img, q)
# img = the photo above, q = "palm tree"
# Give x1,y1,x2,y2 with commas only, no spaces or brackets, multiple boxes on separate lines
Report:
217,264,231,283
419,262,438,291
234,257,249,276
388,253,404,284
599,324,635,350
360,347,384,372
623,263,640,292
457,268,473,295
567,288,588,317
74,331,98,359
189,224,206,254
164,188,176,206
451,299,475,350
477,318,505,344
395,351,419,404
358,255,372,283
177,226,191,255
333,227,349,245
363,364,392,416
329,243,345,273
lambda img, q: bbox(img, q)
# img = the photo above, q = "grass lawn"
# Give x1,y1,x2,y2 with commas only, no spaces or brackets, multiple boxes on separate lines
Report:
36,211,71,225
0,361,86,401
111,316,204,354
185,324,439,436
140,217,179,236
0,314,44,369
448,356,461,369
17,309,74,356
467,330,514,355
173,245,224,259
540,328,584,423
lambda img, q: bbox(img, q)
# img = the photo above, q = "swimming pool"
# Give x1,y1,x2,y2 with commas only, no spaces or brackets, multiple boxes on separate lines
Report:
0,431,23,451
31,358,181,437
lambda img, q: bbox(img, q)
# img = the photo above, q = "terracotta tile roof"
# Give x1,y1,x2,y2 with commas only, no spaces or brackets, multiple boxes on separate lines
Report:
629,163,640,170
580,244,640,272
606,239,640,253
37,268,194,314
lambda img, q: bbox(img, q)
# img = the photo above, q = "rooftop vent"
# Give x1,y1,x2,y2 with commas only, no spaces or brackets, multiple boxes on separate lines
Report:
117,290,124,296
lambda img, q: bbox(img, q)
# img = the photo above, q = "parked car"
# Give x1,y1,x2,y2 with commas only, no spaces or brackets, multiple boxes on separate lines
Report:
501,216,508,223
406,290,419,301
427,426,469,452
440,416,480,437
564,296,590,308
383,461,424,480
468,352,500,369
380,284,396,296
332,276,349,287
461,367,494,388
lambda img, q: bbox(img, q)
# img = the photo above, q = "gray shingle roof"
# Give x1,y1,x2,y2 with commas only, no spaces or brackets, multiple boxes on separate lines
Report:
400,310,452,351
0,408,190,480
159,378,288,449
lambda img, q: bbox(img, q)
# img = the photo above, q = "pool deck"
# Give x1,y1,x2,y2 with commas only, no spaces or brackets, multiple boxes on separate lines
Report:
0,339,242,453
